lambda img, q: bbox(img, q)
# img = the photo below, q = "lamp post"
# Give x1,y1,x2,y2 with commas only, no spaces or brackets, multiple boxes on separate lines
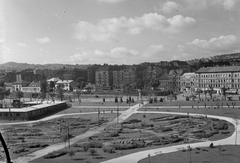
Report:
117,96,119,124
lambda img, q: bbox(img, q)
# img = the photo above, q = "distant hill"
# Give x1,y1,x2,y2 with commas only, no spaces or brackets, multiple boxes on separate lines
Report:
1,52,239,71
0,62,89,70
187,52,240,66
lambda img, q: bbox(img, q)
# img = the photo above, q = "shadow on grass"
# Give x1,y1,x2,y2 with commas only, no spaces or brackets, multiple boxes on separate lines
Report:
73,158,85,161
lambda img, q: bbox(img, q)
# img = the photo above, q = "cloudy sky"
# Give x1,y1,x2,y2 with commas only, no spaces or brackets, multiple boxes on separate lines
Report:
0,0,240,64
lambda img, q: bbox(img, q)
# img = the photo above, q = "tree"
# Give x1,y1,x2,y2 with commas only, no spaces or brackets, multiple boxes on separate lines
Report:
75,77,86,89
0,81,10,107
40,80,48,103
69,150,75,160
48,81,55,103
89,148,97,158
135,79,144,90
49,81,55,93
57,83,64,101
15,91,23,100
151,80,160,90
209,85,214,99
221,86,227,101
196,88,202,100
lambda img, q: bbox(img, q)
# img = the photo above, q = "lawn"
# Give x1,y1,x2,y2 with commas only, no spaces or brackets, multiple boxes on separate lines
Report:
139,145,240,163
30,112,234,163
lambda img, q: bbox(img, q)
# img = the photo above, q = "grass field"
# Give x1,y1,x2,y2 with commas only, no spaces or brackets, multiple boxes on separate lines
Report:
139,145,240,163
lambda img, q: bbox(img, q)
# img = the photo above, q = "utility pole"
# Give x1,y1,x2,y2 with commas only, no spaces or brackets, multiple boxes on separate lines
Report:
117,100,119,124
68,122,70,148
98,107,100,125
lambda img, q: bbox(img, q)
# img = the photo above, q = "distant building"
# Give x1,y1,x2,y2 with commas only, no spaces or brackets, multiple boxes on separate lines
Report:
56,80,78,91
113,70,124,88
123,66,136,85
157,69,184,92
180,73,196,93
95,66,113,87
195,66,240,94
22,81,41,93
157,74,170,91
12,80,30,91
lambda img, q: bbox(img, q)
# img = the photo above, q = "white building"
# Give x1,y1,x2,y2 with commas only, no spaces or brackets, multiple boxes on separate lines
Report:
180,73,196,93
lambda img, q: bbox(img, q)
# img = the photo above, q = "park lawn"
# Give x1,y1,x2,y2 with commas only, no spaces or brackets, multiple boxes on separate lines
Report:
31,112,234,163
146,100,240,107
30,139,185,163
55,105,129,115
139,106,240,119
138,145,240,163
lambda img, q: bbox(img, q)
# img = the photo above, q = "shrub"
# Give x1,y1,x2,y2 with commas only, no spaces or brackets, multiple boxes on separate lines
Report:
44,150,67,159
13,148,29,154
103,146,116,153
82,143,90,152
209,143,214,148
89,148,97,158
107,132,119,137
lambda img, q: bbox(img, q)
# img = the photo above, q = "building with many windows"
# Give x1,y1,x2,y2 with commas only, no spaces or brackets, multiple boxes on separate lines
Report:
195,66,240,94
95,66,113,87
180,73,196,93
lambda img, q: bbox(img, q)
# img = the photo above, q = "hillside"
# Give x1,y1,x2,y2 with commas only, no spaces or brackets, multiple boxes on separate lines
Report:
0,62,89,70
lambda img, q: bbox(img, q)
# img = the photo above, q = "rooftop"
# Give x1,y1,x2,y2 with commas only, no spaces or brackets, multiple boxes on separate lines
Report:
196,66,240,73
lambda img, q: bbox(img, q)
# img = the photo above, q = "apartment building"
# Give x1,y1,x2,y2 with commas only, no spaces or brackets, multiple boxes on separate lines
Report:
195,66,240,94
180,73,196,93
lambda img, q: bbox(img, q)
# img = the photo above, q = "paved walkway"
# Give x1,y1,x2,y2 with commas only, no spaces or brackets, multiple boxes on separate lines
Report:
101,110,240,163
0,103,144,163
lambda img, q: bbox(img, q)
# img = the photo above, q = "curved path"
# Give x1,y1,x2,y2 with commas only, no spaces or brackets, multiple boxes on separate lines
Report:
0,103,145,163
101,110,240,163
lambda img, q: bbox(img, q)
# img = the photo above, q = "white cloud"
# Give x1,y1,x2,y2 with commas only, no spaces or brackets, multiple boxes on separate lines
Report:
161,1,181,13
35,37,51,44
188,35,239,52
56,47,140,64
184,0,238,11
95,0,126,3
223,0,237,10
17,42,27,47
144,44,166,57
110,47,139,56
74,13,196,42
167,15,196,32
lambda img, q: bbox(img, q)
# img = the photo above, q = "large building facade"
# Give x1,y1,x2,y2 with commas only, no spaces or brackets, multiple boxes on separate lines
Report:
95,67,113,87
180,73,196,93
195,66,240,94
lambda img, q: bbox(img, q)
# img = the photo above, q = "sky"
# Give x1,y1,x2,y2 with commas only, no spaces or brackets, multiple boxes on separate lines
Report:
0,0,240,65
